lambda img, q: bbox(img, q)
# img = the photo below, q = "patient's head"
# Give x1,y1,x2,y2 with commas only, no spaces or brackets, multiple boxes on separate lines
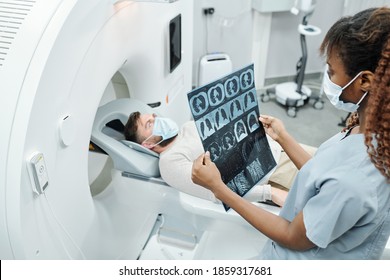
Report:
124,111,178,153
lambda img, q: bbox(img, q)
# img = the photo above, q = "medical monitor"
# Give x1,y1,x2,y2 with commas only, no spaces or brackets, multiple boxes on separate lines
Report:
169,14,181,73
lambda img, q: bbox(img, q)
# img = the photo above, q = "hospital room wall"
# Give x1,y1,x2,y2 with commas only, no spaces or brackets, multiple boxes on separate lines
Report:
192,0,253,87
265,0,344,79
191,0,344,87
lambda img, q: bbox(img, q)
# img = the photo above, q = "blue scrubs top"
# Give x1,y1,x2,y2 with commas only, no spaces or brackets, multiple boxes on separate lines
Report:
261,131,390,259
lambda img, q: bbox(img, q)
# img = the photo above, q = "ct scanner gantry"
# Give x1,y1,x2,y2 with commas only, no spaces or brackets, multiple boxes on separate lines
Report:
0,0,194,259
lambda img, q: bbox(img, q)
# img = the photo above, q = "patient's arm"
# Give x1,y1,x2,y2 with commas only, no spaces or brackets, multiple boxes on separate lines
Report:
159,151,218,202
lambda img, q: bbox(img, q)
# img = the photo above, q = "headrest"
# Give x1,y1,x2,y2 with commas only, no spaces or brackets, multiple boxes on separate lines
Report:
121,140,159,158
91,98,160,177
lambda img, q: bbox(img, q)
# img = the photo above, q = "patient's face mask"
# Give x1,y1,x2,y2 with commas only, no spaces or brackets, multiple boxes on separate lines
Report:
144,117,179,147
323,66,367,112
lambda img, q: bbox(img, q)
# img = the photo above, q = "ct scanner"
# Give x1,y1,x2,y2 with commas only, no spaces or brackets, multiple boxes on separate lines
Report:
1,0,389,260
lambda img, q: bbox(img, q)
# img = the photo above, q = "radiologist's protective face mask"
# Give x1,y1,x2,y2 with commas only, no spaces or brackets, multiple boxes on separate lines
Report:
144,117,179,147
323,65,368,112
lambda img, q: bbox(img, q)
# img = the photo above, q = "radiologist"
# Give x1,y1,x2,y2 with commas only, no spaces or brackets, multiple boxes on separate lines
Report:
124,112,315,207
191,7,390,259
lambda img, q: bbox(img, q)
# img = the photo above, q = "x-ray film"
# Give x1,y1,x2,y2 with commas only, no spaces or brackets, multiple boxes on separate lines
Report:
187,64,277,211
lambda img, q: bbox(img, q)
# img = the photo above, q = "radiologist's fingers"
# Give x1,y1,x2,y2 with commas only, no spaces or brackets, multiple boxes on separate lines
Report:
259,115,274,129
194,151,206,166
202,151,211,165
259,114,274,124
192,152,210,179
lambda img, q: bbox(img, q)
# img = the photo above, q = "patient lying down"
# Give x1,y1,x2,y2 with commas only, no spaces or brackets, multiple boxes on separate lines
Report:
124,112,315,207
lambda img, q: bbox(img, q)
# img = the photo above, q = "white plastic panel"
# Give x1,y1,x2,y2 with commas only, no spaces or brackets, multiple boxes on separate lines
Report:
252,0,295,12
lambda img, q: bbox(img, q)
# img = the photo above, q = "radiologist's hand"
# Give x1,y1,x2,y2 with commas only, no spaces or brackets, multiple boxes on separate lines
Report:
260,114,311,169
191,151,224,194
259,115,287,143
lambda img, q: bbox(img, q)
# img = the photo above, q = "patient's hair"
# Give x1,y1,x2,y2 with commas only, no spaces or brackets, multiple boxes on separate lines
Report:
124,111,176,147
124,111,142,143
320,7,390,181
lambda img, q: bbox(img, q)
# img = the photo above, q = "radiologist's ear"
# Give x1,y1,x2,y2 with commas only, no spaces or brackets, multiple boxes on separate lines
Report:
360,71,374,92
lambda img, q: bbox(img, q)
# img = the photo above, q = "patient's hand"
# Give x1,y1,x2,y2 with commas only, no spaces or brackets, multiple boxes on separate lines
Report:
271,187,288,207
